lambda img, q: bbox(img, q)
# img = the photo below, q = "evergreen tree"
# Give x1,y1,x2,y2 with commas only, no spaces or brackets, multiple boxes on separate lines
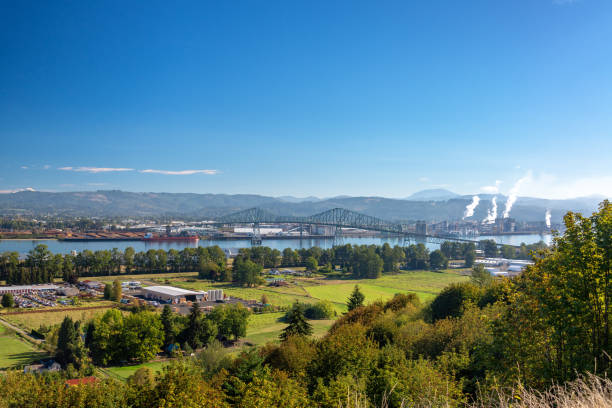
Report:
182,304,217,349
56,317,90,371
103,283,112,300
1,293,14,308
112,279,122,301
464,250,476,268
161,305,175,349
347,285,365,311
2,293,15,307
280,302,312,341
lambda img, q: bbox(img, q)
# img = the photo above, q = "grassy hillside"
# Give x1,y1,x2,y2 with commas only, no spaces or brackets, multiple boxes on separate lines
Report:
0,325,47,369
2,307,116,331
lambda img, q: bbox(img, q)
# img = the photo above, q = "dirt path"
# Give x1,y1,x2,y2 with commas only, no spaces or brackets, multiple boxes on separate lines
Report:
0,317,43,346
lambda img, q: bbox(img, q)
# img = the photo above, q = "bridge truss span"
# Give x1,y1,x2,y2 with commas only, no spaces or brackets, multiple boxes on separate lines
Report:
213,207,514,247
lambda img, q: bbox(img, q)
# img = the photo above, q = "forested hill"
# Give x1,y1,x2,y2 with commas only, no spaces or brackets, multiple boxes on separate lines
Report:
0,190,603,222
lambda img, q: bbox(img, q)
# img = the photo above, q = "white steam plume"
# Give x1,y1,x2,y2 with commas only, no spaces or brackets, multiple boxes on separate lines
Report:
545,209,551,228
503,171,532,218
463,196,480,219
483,196,497,224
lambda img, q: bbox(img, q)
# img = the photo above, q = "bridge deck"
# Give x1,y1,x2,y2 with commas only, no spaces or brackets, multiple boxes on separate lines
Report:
212,207,518,248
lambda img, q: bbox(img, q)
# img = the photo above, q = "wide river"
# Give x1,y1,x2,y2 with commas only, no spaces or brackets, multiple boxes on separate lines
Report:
0,234,552,255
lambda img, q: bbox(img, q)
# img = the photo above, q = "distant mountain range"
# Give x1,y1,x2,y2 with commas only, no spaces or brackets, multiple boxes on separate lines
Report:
0,190,606,223
405,188,460,201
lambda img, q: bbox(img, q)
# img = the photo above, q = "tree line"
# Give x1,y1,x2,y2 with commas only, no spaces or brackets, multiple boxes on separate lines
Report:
0,245,228,285
1,239,545,286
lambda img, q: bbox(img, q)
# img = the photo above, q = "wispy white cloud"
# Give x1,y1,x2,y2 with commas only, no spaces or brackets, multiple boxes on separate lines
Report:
140,169,219,175
0,187,36,194
59,166,133,173
43,164,51,170
480,180,502,194
20,166,29,169
87,182,108,186
418,177,430,182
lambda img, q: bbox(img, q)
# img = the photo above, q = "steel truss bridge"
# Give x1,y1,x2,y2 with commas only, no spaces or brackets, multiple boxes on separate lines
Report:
212,207,507,247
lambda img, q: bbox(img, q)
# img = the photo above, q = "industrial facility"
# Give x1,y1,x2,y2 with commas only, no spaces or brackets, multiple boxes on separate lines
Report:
141,285,225,304
142,286,206,303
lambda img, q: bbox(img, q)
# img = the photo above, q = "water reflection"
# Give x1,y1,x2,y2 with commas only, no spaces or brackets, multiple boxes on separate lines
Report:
0,233,552,255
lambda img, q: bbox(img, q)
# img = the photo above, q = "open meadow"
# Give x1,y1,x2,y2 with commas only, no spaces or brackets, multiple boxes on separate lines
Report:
102,360,169,380
170,269,468,314
0,325,47,369
2,307,116,332
245,312,334,345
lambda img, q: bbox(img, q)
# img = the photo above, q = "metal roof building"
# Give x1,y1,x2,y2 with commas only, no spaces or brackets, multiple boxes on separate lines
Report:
0,284,59,295
142,285,205,303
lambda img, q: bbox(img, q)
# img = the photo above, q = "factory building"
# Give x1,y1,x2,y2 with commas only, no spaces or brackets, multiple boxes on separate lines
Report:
141,286,225,304
415,221,428,236
142,286,206,304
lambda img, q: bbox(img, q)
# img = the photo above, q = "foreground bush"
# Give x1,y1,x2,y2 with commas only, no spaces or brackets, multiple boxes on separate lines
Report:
471,373,612,408
305,300,336,319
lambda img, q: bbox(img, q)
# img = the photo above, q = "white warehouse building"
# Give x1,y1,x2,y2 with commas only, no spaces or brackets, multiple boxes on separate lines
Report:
142,286,206,304
141,286,225,304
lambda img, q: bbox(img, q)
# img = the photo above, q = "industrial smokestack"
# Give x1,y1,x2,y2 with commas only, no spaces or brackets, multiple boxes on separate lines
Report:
545,209,551,228
503,171,532,218
483,196,497,224
463,195,480,219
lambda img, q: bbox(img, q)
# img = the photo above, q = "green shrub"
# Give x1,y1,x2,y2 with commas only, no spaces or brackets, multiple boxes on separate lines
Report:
430,282,483,321
305,300,336,319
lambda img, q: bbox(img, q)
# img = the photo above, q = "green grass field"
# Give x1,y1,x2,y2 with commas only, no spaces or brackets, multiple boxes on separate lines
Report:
175,269,467,314
0,299,115,316
97,272,200,284
3,307,116,331
304,283,413,313
0,325,48,369
372,270,469,294
174,280,320,308
245,312,334,345
104,360,169,380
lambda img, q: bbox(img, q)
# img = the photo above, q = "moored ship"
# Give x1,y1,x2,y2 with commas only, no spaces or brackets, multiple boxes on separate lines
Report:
142,233,199,242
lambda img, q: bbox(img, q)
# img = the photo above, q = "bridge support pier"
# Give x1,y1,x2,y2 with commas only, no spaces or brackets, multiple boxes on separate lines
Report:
402,235,413,247
251,222,262,246
333,225,343,247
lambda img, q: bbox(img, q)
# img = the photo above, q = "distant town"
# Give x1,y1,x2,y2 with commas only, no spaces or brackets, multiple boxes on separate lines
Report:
0,214,555,242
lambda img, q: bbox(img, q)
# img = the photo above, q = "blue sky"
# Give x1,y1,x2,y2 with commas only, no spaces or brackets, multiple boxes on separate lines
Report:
1,0,611,199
